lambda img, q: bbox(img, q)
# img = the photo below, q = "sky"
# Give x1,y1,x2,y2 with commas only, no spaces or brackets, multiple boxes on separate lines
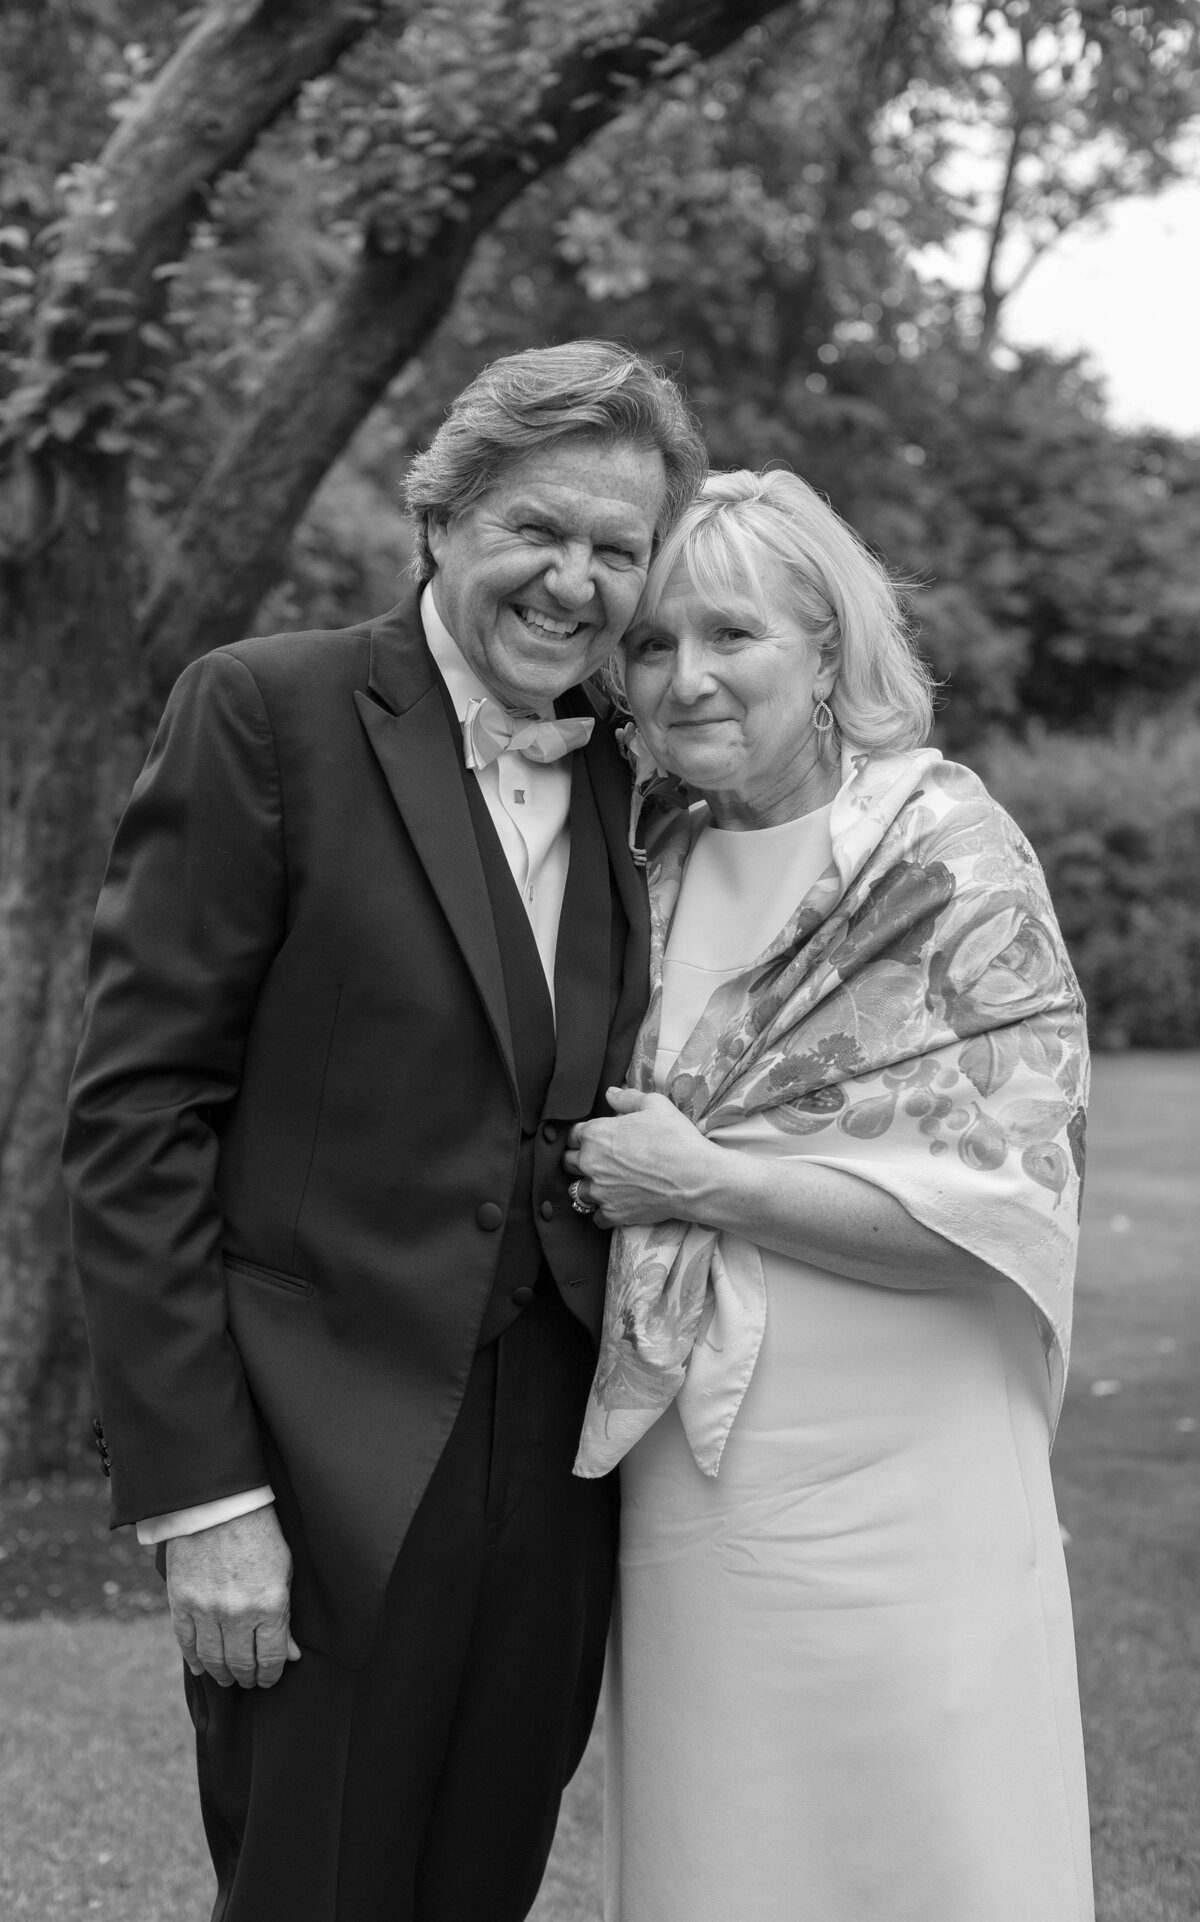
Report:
1001,180,1200,439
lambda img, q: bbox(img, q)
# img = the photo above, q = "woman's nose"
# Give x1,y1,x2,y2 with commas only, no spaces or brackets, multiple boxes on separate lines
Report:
670,642,718,701
544,542,597,607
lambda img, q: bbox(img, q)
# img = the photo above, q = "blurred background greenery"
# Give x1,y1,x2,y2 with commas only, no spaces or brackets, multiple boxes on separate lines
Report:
1,0,1197,1458
1,11,1197,1916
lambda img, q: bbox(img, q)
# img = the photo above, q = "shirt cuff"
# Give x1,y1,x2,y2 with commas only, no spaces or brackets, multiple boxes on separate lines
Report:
135,1485,275,1545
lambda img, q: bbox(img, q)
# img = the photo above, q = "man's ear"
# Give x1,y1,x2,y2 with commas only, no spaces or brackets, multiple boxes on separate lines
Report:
426,511,448,566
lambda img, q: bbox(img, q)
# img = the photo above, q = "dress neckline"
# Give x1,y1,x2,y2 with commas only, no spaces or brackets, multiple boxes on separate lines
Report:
703,800,834,841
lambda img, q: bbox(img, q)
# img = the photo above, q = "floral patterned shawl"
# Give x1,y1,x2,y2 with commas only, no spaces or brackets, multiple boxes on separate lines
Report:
574,744,1089,1480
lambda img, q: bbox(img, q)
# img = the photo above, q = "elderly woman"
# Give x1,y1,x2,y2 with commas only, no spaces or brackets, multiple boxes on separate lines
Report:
564,470,1093,1922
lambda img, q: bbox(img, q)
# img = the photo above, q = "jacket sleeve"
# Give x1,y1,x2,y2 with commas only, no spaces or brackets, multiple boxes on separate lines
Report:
63,648,287,1526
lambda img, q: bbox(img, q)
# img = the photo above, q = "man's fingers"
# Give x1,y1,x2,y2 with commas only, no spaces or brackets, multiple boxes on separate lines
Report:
251,1610,295,1689
222,1617,263,1690
193,1619,236,1688
173,1605,299,1689
171,1606,205,1677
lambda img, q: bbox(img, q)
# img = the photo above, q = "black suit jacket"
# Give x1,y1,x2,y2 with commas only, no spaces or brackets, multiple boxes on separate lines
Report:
63,589,649,1663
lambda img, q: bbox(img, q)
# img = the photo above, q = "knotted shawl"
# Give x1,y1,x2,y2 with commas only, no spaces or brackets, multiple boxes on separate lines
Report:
574,745,1089,1480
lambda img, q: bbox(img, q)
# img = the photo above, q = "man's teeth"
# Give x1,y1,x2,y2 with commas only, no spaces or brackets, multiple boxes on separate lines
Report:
516,606,581,637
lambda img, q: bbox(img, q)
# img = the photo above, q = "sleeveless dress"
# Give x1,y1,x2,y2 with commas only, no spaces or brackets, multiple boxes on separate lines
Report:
604,808,1094,1922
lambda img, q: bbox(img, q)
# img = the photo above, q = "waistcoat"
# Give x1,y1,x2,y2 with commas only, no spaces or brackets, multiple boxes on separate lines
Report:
455,731,618,1346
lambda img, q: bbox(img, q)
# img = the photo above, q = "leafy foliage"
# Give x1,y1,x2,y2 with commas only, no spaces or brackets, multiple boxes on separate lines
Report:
888,0,1200,340
978,719,1200,1045
1,0,1199,1025
376,6,1200,745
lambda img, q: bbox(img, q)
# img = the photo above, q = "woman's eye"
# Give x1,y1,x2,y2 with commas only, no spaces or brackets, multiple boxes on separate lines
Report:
630,634,672,659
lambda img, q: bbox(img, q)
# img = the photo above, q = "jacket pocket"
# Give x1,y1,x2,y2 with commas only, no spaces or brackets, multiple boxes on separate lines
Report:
222,1253,313,1297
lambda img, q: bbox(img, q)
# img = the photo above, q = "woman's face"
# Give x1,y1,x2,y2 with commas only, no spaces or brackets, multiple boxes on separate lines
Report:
623,557,837,828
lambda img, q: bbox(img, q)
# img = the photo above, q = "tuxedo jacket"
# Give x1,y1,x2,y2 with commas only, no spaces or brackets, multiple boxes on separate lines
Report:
63,588,649,1664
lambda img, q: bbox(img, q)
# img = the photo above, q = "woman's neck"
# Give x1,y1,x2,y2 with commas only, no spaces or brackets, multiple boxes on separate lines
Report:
702,761,841,831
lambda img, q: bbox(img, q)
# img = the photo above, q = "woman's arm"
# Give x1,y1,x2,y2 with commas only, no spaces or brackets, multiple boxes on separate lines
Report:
565,1088,1006,1291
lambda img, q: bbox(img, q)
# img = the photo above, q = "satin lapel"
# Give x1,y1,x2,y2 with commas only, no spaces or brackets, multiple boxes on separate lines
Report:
354,597,516,1094
560,687,650,961
554,689,652,1102
546,756,612,1120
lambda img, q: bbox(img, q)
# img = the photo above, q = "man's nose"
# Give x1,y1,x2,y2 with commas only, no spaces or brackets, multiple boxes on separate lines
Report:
544,542,597,607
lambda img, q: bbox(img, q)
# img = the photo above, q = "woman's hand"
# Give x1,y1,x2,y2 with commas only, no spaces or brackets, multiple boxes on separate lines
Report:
563,1087,720,1230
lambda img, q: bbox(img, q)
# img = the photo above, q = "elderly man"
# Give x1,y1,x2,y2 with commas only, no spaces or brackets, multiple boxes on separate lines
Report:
63,339,706,1922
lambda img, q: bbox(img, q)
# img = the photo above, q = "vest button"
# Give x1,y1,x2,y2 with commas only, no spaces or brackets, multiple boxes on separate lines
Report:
541,1122,559,1144
511,1286,535,1307
475,1202,504,1231
539,1199,555,1221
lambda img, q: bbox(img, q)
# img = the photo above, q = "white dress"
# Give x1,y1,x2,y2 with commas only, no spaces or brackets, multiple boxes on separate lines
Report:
604,810,1094,1922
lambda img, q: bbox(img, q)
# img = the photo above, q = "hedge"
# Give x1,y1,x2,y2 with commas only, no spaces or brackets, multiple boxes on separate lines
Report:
970,720,1200,1050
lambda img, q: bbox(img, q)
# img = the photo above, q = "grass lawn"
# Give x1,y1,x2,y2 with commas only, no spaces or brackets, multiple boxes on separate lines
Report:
1049,1052,1200,1922
1,1052,1196,1920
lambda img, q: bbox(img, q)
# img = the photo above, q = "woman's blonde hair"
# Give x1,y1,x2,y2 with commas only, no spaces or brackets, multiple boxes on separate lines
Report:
627,468,934,751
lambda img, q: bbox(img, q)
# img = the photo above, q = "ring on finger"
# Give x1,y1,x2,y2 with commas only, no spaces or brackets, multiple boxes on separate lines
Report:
568,1179,596,1217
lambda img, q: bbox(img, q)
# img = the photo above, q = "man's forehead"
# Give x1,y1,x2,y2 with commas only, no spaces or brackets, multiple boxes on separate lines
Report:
502,476,652,526
490,444,665,536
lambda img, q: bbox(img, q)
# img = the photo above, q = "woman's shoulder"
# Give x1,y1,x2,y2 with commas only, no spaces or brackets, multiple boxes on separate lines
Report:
847,745,1016,826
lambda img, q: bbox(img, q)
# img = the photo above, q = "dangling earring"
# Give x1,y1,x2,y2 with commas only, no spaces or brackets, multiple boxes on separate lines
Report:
812,694,835,736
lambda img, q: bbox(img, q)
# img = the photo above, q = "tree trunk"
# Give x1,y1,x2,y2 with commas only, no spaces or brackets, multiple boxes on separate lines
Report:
0,0,801,1478
140,0,802,683
0,453,149,1479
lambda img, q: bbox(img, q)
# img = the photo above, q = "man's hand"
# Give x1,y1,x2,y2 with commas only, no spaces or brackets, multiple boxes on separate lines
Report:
166,1506,300,1690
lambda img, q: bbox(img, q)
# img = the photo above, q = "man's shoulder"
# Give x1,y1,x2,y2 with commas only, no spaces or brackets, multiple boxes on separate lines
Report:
175,595,420,714
217,612,384,693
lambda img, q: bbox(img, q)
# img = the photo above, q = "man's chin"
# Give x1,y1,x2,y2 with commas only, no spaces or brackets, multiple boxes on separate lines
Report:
488,651,606,709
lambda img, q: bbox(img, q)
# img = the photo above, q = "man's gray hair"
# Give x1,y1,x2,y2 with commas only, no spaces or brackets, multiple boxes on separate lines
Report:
405,339,708,580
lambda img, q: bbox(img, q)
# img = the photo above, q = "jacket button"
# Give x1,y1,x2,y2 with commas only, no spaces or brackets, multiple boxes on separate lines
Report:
511,1286,535,1307
541,1122,559,1144
476,1202,504,1231
539,1199,555,1221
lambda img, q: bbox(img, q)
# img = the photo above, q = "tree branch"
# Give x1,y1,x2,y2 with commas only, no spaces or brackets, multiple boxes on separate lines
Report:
139,0,804,686
29,1,404,379
977,108,1026,349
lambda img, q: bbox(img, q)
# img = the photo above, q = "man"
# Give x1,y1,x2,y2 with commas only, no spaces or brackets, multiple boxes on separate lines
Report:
63,339,707,1922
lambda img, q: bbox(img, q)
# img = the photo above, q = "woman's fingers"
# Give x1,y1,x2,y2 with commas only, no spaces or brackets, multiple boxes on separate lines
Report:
604,1086,650,1112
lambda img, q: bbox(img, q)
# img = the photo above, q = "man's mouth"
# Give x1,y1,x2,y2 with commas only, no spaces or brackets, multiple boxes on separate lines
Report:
514,604,584,639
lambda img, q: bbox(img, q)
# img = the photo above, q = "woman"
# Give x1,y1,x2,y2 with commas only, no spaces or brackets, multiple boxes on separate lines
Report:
564,469,1093,1922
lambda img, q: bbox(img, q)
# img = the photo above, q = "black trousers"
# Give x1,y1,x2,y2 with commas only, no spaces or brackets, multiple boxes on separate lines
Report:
184,1285,617,1922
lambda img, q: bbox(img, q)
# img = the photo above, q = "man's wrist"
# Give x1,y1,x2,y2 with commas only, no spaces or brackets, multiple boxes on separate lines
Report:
136,1485,275,1546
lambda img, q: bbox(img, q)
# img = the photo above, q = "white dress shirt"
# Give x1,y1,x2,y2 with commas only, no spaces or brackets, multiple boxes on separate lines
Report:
137,589,577,1545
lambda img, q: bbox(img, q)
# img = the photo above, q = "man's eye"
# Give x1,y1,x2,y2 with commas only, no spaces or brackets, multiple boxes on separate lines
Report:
520,523,558,542
601,547,638,570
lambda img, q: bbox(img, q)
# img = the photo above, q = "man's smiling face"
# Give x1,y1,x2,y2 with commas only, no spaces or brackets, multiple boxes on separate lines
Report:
427,433,667,711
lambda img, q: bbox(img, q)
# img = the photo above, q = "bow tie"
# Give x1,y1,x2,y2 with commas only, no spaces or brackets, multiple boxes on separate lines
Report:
462,696,594,770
